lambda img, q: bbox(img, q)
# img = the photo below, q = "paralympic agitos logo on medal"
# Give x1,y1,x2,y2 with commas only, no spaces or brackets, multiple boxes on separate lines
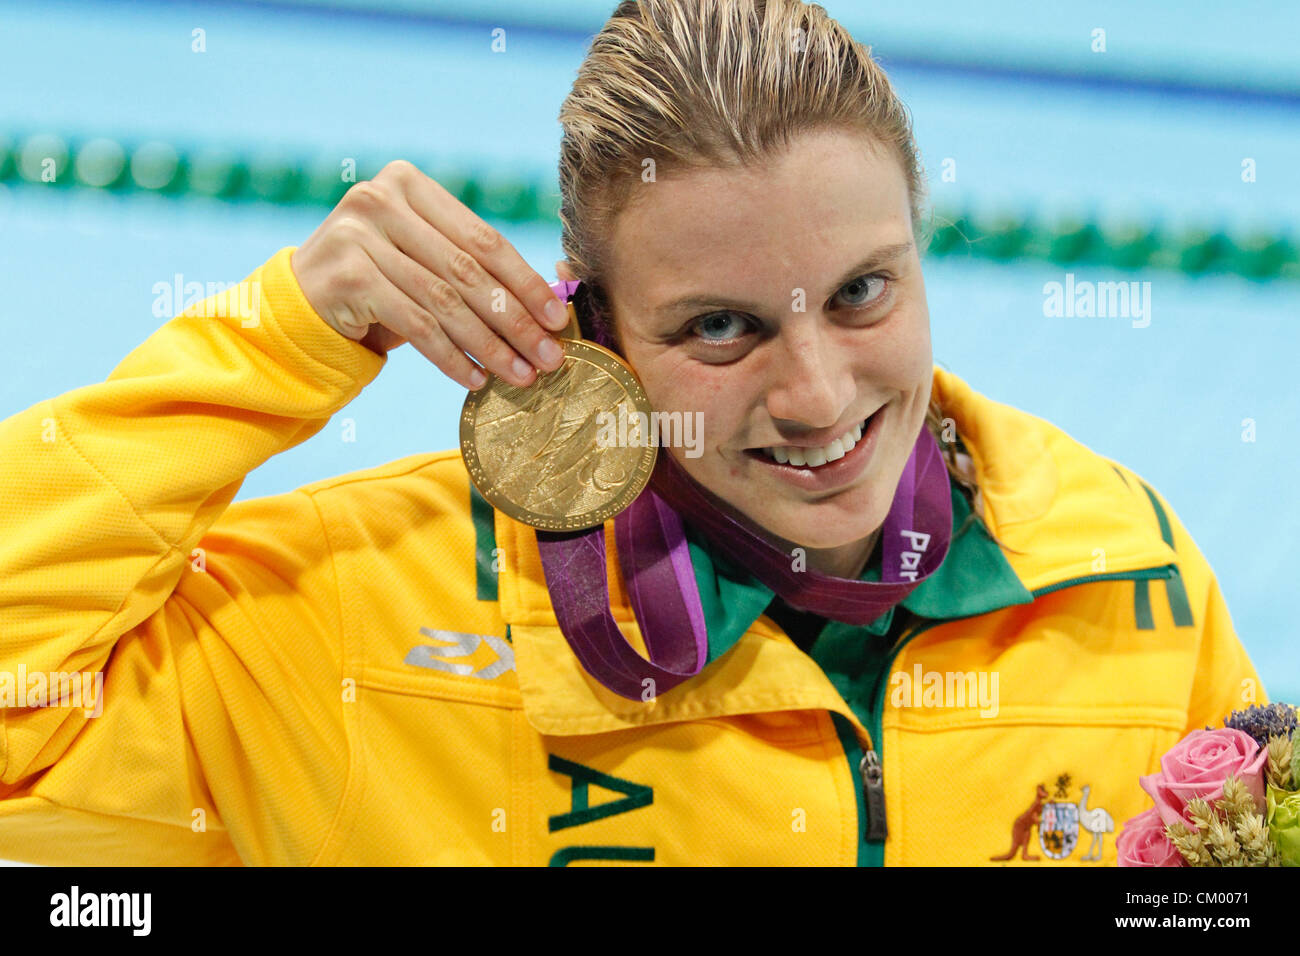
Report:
594,402,704,458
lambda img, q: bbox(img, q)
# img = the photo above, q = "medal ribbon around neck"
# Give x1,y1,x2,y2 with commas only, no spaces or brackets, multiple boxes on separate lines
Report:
530,280,953,700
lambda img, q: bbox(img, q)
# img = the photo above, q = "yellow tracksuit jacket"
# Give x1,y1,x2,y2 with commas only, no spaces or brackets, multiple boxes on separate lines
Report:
0,247,1267,866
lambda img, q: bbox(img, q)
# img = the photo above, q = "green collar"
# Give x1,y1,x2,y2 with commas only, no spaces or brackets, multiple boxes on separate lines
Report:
688,480,1035,663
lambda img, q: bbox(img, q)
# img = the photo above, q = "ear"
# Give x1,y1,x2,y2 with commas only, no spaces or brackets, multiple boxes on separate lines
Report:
554,260,578,282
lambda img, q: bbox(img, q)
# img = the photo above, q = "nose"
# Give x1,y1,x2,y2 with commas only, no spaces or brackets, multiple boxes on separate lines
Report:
763,314,855,430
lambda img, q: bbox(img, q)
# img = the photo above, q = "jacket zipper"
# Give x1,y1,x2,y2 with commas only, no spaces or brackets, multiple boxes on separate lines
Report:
841,562,1177,866
860,749,887,840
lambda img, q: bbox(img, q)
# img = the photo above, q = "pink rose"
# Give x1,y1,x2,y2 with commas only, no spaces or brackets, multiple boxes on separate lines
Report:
1117,807,1184,866
1139,728,1268,829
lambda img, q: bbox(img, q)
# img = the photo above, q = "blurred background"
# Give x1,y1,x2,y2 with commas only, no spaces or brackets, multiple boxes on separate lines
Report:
1,0,1295,712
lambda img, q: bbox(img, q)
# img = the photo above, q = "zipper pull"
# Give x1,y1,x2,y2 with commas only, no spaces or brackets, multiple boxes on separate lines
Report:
859,749,887,841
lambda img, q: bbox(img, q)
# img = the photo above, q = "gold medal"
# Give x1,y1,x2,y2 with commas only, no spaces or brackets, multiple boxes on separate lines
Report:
459,299,657,531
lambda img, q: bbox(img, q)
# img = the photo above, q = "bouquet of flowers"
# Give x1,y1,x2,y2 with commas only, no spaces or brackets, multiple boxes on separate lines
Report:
1117,702,1299,866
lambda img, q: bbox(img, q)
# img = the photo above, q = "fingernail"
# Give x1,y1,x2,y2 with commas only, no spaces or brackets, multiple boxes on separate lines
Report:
512,356,534,380
538,336,563,366
469,368,487,389
544,299,567,328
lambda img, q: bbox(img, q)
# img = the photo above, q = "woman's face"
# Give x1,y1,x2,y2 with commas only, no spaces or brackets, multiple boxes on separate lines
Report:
578,128,933,576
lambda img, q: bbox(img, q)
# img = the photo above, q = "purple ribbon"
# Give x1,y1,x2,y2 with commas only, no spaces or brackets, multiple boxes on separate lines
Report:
533,281,953,700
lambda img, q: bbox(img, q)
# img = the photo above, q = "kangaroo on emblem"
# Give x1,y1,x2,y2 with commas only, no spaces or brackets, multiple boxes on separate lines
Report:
989,783,1048,862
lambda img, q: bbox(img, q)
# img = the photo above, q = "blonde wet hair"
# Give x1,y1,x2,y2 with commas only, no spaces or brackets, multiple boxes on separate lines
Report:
557,0,993,534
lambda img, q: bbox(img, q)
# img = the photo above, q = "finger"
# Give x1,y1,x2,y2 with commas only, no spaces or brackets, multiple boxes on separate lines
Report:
347,170,565,376
384,163,571,333
379,203,566,376
363,236,543,388
345,241,495,390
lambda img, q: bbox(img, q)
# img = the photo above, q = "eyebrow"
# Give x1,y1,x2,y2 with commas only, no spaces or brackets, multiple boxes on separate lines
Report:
655,239,915,315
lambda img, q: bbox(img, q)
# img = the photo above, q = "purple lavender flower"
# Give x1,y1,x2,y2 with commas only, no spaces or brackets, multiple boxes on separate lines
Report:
1222,703,1298,747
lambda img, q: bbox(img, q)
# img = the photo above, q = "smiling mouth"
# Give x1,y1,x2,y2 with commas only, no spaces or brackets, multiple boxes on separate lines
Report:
743,408,880,468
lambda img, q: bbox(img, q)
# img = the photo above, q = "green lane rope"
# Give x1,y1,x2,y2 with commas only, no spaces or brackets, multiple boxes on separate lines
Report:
2,131,1296,281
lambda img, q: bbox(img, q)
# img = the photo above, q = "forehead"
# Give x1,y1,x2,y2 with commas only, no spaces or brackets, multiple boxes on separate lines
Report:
606,128,913,300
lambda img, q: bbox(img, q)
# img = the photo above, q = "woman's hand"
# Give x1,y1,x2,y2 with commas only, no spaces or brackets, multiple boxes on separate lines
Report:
290,160,570,389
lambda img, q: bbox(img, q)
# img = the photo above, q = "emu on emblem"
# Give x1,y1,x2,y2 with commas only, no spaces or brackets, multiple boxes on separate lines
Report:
1038,801,1079,859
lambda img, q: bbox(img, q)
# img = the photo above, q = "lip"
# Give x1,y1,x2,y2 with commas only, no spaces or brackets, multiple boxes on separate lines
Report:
743,404,886,492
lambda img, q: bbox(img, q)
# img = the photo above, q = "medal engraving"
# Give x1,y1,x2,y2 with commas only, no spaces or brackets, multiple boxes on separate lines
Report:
460,306,656,531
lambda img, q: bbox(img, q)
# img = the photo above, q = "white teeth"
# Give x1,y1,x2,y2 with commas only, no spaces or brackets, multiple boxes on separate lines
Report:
759,415,871,468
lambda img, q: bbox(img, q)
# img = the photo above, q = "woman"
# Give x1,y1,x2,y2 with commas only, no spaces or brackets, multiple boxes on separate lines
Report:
0,0,1267,866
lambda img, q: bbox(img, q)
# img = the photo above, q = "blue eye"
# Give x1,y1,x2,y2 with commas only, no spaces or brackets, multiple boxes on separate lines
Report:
836,274,888,308
686,276,889,348
692,311,751,342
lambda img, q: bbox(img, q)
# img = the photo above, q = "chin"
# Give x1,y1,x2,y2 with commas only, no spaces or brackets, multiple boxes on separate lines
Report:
741,504,882,551
772,523,876,551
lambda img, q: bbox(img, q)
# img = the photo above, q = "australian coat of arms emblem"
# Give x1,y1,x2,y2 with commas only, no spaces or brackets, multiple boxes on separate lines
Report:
991,774,1114,863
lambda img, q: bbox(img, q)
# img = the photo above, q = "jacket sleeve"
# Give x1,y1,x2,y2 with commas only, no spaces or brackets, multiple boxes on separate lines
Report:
1182,568,1270,734
0,247,387,864
1136,480,1271,735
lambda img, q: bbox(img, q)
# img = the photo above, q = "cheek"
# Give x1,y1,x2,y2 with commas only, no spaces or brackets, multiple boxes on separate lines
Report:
632,355,753,475
858,302,932,386
666,372,737,461
634,351,734,417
